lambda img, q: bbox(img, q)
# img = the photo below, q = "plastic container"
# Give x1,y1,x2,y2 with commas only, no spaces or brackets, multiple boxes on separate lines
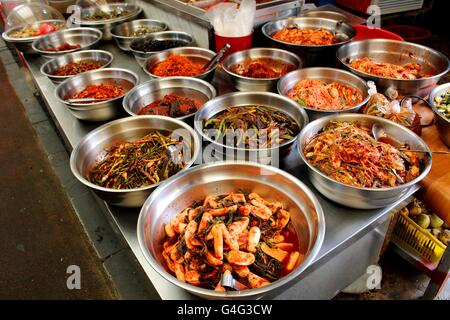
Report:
353,25,404,41
392,210,446,265
384,25,432,44
1,0,48,16
215,31,253,56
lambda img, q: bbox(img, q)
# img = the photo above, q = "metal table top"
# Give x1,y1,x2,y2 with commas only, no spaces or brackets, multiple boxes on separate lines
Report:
22,43,419,299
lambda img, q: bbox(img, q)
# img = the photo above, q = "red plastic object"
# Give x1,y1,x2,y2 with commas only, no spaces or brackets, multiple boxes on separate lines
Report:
384,25,432,43
353,25,404,41
215,32,253,57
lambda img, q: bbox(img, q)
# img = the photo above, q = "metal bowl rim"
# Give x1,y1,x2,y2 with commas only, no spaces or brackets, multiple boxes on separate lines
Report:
75,4,142,25
337,39,450,82
429,82,450,124
40,49,114,80
2,19,66,43
55,67,139,107
31,27,103,55
122,76,217,120
110,19,169,39
221,47,302,81
69,115,201,194
136,160,326,298
277,67,371,113
129,31,194,55
194,91,309,152
144,47,217,79
298,114,432,192
262,17,356,48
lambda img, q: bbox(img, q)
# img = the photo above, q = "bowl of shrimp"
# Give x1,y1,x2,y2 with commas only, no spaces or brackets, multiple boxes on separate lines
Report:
137,161,325,299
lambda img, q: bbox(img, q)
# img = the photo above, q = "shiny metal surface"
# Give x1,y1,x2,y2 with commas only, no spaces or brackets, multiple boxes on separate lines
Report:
1,19,65,54
221,47,302,92
76,4,143,40
298,114,432,209
429,83,450,147
55,68,139,122
262,17,355,67
130,31,194,67
40,49,114,84
337,39,450,98
301,10,347,21
123,77,216,122
137,161,325,299
277,67,370,121
24,42,423,300
70,115,200,208
32,27,103,59
111,19,169,52
144,47,216,82
194,91,309,163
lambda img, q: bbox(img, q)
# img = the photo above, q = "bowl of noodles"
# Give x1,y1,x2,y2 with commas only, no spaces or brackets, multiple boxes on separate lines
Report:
137,161,325,299
278,67,370,121
298,114,432,209
262,17,355,67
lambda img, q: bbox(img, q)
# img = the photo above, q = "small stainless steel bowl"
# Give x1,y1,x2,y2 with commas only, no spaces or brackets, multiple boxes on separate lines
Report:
55,68,139,122
262,17,355,67
337,39,450,98
429,83,450,147
76,3,143,41
123,77,217,123
277,67,370,121
111,19,169,52
32,27,103,59
194,92,309,164
137,161,325,299
1,19,65,54
41,49,114,84
144,47,215,82
131,31,195,68
298,114,432,209
221,47,302,92
70,115,201,208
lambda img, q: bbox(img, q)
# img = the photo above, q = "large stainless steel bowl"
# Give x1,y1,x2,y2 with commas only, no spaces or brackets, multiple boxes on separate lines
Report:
194,92,309,164
130,31,194,68
337,39,450,98
123,77,217,123
137,161,325,299
221,47,302,92
70,116,201,208
262,17,355,67
144,47,216,82
55,68,139,122
32,27,103,59
2,19,65,54
76,3,142,40
298,114,432,209
41,49,114,84
111,19,169,52
278,67,370,121
429,83,450,147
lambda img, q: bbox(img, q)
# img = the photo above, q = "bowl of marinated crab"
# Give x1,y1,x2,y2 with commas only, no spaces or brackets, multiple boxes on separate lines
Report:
137,161,325,299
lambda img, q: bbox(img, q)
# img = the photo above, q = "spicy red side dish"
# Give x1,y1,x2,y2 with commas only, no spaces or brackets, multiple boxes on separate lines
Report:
230,58,295,79
138,94,201,117
150,55,204,77
53,61,103,76
46,42,81,52
272,28,336,46
71,84,125,102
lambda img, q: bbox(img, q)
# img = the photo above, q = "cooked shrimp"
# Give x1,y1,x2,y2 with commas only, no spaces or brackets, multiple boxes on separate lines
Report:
188,208,200,221
251,205,272,221
238,229,249,250
171,209,189,234
162,250,175,273
212,224,223,260
286,251,301,273
276,242,295,251
174,262,185,282
207,205,238,217
185,270,202,285
227,217,249,238
222,193,246,204
164,223,176,238
205,250,223,266
248,272,270,288
226,250,255,266
185,220,198,250
260,243,289,262
272,209,290,229
247,226,261,253
190,237,204,247
219,223,239,251
238,204,252,217
204,195,220,208
169,244,184,264
198,212,213,235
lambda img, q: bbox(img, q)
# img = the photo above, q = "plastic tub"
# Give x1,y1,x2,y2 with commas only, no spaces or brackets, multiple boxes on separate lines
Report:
353,25,404,41
384,25,432,44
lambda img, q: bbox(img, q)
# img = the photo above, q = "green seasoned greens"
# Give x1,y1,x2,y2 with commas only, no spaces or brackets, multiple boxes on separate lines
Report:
434,90,450,120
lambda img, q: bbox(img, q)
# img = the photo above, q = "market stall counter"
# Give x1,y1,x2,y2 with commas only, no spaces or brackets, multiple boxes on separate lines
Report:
21,42,419,299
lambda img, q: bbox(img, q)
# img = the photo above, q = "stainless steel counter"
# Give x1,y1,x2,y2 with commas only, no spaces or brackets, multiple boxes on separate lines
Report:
22,43,418,300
